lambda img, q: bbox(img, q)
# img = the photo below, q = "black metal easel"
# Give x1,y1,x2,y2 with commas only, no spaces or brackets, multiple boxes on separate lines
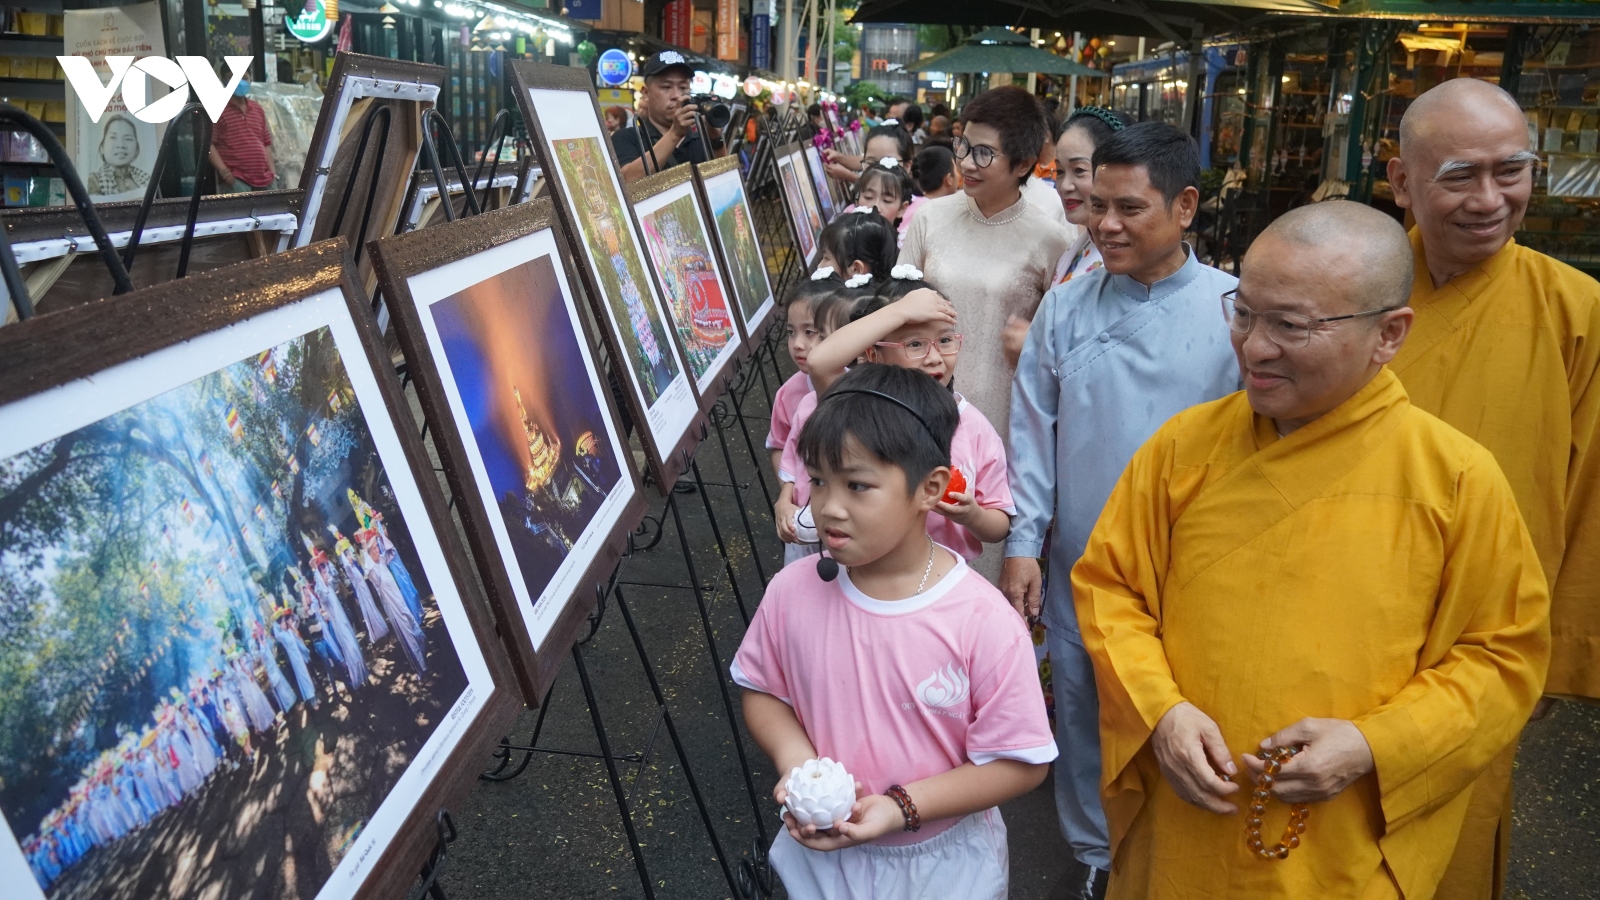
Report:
122,101,213,278
0,104,133,320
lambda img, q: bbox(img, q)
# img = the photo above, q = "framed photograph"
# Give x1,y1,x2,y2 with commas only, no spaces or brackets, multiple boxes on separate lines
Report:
294,52,444,291
628,167,748,406
694,156,777,340
801,143,839,224
775,142,823,267
368,200,648,704
3,190,303,323
0,241,521,900
507,60,704,493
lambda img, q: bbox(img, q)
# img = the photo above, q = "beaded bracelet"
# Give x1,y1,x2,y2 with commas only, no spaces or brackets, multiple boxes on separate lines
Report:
1245,746,1310,860
885,785,921,832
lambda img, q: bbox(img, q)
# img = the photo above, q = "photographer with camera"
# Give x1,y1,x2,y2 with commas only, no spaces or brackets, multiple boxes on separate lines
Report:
615,51,726,183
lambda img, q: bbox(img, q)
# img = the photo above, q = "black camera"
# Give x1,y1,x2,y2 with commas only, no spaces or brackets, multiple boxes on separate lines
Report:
688,94,732,130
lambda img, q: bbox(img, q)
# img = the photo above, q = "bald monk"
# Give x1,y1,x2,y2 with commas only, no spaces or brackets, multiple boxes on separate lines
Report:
1387,79,1600,899
1072,202,1550,900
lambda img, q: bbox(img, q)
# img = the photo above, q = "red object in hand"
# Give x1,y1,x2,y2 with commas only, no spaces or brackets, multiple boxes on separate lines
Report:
942,467,967,504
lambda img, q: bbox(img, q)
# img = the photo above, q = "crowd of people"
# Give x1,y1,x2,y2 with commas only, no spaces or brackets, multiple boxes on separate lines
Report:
737,76,1597,900
20,490,430,891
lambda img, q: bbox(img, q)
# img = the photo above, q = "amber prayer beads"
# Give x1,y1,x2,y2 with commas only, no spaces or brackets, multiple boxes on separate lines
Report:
1245,746,1310,860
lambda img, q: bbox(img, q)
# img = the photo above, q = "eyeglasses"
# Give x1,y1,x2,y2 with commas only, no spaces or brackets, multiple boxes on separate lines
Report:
1221,290,1399,349
875,333,964,359
953,136,999,169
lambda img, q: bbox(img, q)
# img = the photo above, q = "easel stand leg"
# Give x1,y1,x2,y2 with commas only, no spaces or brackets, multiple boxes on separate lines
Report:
613,587,747,894
689,459,753,626
661,493,771,851
572,643,658,900
710,404,771,588
406,811,458,900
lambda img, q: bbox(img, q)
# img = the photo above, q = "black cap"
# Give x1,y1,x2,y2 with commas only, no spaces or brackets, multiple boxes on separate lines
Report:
640,50,694,80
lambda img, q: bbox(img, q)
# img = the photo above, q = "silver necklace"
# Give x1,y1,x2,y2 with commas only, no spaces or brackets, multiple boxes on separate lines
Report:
914,536,936,595
968,194,1026,226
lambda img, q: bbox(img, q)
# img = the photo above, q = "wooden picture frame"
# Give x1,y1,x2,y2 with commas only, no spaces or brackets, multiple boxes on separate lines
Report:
774,141,824,268
367,200,649,704
0,240,521,900
294,52,444,292
800,142,838,224
628,165,749,409
3,190,302,321
693,155,778,341
507,60,706,494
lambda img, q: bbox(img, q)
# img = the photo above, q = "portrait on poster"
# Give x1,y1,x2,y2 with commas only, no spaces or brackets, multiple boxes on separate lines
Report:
0,285,499,900
633,176,743,397
698,161,775,337
62,3,166,203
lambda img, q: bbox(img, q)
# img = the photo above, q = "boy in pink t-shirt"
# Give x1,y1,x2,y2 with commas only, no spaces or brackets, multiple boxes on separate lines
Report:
798,275,1013,561
735,363,1054,900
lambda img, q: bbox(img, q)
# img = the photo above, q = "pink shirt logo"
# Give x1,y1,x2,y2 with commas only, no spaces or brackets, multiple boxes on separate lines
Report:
916,663,970,709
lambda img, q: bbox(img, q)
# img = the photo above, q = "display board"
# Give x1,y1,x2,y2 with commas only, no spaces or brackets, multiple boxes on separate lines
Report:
775,141,824,268
0,240,519,900
801,143,838,223
628,166,747,406
507,60,704,494
694,156,777,339
369,200,648,703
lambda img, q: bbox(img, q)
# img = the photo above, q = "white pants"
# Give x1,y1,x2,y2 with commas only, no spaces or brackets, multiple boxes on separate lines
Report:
770,808,1009,900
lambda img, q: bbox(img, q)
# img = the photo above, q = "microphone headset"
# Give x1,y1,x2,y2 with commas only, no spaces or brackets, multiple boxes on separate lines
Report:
809,387,944,582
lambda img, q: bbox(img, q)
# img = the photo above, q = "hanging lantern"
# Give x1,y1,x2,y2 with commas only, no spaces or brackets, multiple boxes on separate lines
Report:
577,39,598,66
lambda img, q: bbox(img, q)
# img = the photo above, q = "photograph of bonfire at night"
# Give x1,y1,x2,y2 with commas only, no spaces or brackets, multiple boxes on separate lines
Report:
429,254,625,619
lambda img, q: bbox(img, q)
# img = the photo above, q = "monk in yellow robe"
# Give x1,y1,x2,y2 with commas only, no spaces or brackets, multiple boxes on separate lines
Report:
1072,201,1549,900
1387,79,1600,900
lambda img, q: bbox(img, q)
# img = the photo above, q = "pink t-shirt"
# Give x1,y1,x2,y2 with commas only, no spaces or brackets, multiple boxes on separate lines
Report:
766,371,813,450
731,554,1056,845
782,394,1013,559
929,398,1015,560
778,390,821,505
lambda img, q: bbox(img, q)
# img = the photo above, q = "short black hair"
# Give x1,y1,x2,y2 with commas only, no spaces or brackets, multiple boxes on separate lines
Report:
797,363,958,492
911,145,954,194
783,273,841,310
863,123,913,162
1090,120,1199,205
1044,107,1062,142
857,162,916,209
813,283,871,333
807,103,821,117
870,275,935,307
958,86,1047,184
818,209,899,281
900,102,924,131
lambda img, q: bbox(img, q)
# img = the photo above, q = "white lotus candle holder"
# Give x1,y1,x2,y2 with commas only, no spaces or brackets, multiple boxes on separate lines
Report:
784,757,857,830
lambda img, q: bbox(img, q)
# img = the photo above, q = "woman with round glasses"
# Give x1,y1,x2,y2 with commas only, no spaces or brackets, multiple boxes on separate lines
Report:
899,86,1073,450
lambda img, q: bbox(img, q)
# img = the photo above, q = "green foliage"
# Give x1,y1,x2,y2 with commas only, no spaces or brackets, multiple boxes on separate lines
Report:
833,7,859,67
917,23,962,53
842,79,886,109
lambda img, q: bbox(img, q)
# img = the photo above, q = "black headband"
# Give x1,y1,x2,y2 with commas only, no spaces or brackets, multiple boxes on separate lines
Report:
821,387,941,446
1066,106,1125,134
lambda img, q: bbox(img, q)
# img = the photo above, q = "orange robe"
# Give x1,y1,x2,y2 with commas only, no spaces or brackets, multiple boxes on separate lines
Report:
1072,369,1549,899
1392,231,1600,899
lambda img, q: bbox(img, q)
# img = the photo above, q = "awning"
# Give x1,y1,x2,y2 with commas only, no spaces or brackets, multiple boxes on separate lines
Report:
1317,0,1600,22
850,0,1328,42
913,26,1109,75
